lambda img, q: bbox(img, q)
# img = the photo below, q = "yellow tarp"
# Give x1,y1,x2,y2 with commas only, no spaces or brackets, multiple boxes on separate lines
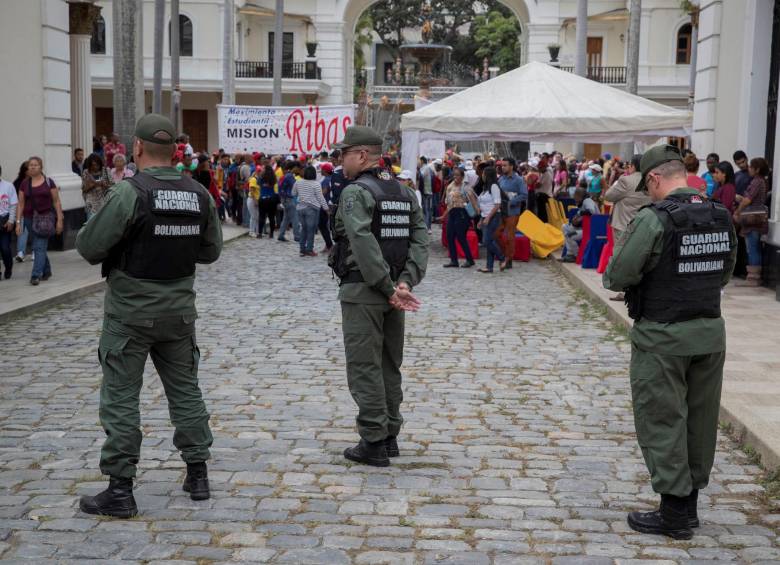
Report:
517,210,564,258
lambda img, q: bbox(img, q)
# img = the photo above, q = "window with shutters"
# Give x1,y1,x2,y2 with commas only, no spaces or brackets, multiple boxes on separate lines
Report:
90,15,106,54
169,15,193,57
676,24,692,65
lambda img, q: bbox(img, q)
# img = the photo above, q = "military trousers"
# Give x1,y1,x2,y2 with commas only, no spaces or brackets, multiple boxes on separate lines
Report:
630,344,725,497
98,315,213,479
341,301,405,443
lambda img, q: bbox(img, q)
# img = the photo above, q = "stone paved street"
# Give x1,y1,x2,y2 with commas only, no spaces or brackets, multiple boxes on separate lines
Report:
0,233,778,564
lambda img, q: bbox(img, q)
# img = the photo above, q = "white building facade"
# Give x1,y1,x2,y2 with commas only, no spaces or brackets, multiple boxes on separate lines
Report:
2,0,777,264
82,0,700,154
691,0,780,288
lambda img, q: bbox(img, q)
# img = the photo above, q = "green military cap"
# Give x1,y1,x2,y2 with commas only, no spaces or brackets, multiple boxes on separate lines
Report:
134,113,176,145
333,125,383,149
636,144,684,192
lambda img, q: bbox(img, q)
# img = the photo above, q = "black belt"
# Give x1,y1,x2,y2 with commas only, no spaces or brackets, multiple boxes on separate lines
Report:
339,271,365,285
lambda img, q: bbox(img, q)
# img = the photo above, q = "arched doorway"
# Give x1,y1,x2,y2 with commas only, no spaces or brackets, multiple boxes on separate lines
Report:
320,0,534,104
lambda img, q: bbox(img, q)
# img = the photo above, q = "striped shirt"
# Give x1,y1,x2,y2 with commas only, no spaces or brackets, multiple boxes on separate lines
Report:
293,179,328,211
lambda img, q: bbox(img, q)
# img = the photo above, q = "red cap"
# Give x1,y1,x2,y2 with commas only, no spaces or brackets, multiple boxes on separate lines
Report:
320,163,334,174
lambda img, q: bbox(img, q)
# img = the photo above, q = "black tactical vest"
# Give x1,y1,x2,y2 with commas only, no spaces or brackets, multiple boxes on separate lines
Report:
102,172,210,280
626,193,733,323
340,169,414,282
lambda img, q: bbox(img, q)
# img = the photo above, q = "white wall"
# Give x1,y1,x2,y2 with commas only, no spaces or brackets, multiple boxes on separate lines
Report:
0,1,46,180
693,0,773,163
0,0,81,209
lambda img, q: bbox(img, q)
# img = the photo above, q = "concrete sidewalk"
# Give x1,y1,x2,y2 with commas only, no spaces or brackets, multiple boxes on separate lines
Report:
553,258,780,471
0,224,247,322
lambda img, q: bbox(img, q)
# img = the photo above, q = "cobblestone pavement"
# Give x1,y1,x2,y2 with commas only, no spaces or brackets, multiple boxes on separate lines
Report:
1,233,778,564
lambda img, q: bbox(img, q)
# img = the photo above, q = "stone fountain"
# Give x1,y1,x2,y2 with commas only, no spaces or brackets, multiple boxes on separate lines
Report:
399,1,452,99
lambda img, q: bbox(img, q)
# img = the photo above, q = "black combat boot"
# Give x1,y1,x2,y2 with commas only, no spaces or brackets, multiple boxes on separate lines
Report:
687,489,700,528
344,439,390,467
79,477,138,518
182,462,210,500
385,436,400,458
627,494,693,540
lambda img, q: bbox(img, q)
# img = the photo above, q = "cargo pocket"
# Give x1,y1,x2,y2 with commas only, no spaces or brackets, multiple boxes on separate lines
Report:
98,332,131,387
191,334,201,374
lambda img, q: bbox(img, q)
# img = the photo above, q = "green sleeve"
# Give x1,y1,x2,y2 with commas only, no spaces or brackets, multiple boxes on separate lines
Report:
75,181,137,265
603,208,664,291
340,185,395,298
721,219,738,287
398,191,429,288
197,194,223,264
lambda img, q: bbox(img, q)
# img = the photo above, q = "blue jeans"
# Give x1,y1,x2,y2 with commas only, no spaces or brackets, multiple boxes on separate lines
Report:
446,208,473,264
278,197,298,240
25,218,51,279
242,193,250,227
0,226,12,276
745,230,762,266
298,206,319,253
482,214,505,271
422,193,433,229
16,221,29,256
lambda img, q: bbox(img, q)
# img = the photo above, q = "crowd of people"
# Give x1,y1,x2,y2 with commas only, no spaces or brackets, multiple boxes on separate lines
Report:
0,129,772,287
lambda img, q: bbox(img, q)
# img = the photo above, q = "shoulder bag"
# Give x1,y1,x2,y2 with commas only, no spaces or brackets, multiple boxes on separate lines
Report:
26,178,56,237
737,204,768,228
461,187,477,218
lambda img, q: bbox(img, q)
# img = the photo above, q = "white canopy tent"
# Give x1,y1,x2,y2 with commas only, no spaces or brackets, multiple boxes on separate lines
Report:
400,61,692,172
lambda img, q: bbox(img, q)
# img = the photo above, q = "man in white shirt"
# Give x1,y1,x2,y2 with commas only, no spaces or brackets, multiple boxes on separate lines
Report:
464,161,478,189
418,157,434,233
0,166,18,279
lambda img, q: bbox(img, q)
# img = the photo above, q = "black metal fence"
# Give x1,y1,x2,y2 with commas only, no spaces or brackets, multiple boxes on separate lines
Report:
559,65,627,84
235,61,322,80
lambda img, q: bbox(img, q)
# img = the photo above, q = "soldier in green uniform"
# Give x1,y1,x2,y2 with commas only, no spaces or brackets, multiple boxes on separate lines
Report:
76,114,223,518
329,126,429,467
604,145,737,539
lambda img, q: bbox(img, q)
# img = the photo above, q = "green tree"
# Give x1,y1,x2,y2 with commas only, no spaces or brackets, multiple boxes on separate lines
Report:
354,12,374,99
369,0,423,57
368,0,518,62
472,10,521,71
354,12,374,72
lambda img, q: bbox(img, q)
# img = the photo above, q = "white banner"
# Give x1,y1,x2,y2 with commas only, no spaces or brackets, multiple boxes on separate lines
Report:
414,97,445,160
217,104,355,155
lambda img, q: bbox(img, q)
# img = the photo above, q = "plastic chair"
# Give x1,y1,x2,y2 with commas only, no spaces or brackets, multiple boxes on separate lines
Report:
581,214,610,269
575,215,591,265
596,224,615,274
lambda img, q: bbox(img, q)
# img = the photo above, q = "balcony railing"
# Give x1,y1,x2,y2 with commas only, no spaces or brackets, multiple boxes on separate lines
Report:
559,65,626,84
236,61,322,80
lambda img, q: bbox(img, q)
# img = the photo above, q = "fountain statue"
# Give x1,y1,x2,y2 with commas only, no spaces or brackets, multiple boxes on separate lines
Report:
399,1,452,98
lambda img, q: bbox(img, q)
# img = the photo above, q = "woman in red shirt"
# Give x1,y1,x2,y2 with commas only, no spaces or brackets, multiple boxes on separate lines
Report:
711,162,736,213
684,153,707,195
15,156,64,285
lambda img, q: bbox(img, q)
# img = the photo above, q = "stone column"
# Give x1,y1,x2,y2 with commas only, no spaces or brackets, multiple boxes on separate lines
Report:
68,1,101,155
